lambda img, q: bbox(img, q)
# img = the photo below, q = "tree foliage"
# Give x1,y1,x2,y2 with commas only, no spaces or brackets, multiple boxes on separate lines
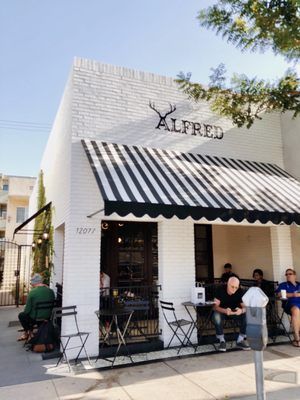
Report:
176,0,300,128
177,65,299,128
198,0,300,61
32,170,53,284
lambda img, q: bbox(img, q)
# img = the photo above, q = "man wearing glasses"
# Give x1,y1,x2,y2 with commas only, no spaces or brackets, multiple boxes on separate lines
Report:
212,276,250,352
276,268,300,347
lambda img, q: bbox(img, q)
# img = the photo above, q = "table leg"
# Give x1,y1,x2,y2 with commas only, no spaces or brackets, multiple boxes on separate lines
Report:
101,318,114,346
183,306,198,352
112,312,134,367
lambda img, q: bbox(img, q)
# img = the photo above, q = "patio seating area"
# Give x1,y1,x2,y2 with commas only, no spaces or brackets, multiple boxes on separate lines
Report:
10,279,290,371
93,279,292,367
0,289,292,374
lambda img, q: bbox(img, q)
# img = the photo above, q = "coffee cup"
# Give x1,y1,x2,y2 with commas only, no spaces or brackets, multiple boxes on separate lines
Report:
281,289,287,299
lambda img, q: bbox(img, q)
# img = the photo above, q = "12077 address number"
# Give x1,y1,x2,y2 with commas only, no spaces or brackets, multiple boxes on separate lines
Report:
76,228,96,235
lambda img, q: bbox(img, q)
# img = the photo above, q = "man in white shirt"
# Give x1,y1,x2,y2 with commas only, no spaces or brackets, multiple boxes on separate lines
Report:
100,271,110,297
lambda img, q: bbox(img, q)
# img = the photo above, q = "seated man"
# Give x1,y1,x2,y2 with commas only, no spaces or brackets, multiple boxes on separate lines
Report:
275,268,300,347
212,276,250,352
18,273,55,341
252,268,274,297
220,263,239,283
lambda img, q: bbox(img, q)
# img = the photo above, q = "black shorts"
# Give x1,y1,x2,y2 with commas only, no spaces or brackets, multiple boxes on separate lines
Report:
284,302,300,315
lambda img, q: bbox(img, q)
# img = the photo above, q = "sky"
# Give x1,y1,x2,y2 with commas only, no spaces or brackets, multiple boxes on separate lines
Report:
0,0,296,177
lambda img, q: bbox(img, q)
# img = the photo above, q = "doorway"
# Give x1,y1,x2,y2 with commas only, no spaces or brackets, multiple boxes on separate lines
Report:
100,221,158,287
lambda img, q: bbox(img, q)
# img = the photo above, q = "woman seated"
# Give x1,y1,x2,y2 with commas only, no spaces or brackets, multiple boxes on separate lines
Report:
275,268,300,347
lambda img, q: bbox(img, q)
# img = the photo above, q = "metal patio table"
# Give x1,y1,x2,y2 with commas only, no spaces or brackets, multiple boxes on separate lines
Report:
95,306,134,367
182,301,216,347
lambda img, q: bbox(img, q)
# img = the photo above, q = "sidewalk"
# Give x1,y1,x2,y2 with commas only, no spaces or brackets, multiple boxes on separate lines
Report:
1,306,300,400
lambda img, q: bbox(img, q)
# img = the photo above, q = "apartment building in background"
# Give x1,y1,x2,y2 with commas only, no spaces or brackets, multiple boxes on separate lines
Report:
0,174,36,244
0,174,36,302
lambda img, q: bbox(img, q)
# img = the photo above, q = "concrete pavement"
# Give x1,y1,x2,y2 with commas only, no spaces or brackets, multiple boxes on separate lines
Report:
1,306,300,399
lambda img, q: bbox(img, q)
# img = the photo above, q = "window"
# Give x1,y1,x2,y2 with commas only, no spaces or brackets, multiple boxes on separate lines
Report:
194,224,213,282
16,207,27,223
2,184,8,191
0,205,7,218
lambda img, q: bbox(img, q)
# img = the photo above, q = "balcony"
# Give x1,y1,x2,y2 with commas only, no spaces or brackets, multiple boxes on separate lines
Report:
0,190,8,205
0,217,6,230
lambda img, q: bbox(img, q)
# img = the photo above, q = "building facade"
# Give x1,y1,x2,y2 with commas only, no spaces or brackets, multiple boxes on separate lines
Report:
0,174,36,303
31,57,300,357
0,174,36,243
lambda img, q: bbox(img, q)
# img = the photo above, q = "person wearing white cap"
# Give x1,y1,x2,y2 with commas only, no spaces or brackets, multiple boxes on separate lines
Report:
17,273,55,341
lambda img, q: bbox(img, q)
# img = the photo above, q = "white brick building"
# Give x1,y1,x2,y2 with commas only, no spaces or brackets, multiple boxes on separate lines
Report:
30,57,300,357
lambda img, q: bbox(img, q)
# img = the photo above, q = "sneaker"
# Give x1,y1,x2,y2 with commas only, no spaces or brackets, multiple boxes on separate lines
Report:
236,340,251,350
218,341,226,352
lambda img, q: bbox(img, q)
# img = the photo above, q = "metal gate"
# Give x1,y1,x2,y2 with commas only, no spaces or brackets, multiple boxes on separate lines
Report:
0,240,32,306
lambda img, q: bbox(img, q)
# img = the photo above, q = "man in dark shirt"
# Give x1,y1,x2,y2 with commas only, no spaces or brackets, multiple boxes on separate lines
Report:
18,273,55,341
220,263,235,283
252,268,274,297
212,276,250,352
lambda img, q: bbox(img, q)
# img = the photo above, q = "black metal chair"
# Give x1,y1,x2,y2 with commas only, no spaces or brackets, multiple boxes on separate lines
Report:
52,305,91,371
160,300,196,354
277,299,292,341
34,300,56,322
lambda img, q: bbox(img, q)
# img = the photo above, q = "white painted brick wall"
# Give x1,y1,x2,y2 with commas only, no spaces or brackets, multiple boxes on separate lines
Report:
281,111,300,179
270,226,295,331
60,140,104,357
270,226,294,282
52,225,64,287
71,57,284,167
158,219,197,346
291,226,300,274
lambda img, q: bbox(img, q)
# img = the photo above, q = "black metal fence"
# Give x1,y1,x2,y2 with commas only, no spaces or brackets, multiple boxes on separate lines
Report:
0,241,32,306
99,284,161,343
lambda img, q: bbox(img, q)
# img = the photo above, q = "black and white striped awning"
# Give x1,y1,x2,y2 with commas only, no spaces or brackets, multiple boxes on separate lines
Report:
82,139,300,225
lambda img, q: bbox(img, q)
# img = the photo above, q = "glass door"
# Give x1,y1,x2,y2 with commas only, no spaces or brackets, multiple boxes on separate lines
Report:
118,227,145,285
100,221,157,287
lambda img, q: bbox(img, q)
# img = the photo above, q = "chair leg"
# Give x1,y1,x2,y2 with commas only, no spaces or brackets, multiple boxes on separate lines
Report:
184,324,198,352
279,313,292,342
56,337,72,371
167,325,194,354
74,334,91,366
166,328,179,349
178,324,197,353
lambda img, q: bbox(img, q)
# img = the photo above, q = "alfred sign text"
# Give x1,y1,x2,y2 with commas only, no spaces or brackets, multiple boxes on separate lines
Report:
149,102,223,139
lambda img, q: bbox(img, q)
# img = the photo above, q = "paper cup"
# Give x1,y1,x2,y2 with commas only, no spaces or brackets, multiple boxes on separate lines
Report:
281,289,287,299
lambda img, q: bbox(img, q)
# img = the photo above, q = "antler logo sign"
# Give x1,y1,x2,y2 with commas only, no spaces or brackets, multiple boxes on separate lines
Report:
149,102,177,130
149,101,223,140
